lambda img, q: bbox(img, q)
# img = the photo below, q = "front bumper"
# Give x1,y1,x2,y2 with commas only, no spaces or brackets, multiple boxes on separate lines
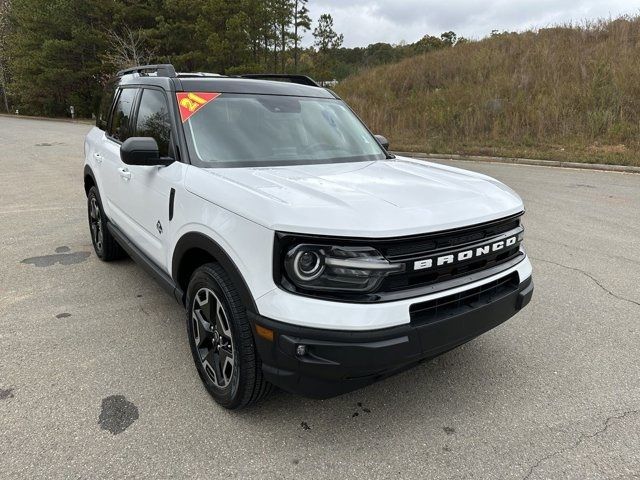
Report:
250,275,534,399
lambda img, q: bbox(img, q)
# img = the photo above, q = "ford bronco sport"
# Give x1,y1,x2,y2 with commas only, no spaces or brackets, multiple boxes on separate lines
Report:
84,64,533,409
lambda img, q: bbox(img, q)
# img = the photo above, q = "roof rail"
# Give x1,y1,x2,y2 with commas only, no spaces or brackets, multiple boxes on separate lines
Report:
117,64,177,78
177,72,222,78
238,74,320,87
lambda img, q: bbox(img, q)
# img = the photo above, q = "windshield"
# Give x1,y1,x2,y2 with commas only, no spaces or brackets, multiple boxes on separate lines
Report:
182,94,386,167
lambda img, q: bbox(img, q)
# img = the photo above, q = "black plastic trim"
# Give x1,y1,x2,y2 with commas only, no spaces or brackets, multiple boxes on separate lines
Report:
168,188,175,221
249,275,533,399
83,165,96,196
107,222,184,305
171,232,257,312
378,252,525,301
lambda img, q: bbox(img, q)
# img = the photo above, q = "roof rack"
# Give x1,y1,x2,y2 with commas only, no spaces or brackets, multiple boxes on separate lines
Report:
177,72,222,78
238,74,320,87
115,65,319,87
117,64,177,78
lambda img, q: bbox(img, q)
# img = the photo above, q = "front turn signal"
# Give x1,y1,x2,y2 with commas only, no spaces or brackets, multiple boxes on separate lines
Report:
255,324,274,342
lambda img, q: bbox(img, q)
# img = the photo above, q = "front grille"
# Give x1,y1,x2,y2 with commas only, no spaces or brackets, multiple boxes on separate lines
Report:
380,213,524,292
410,272,521,326
384,244,523,291
381,214,521,262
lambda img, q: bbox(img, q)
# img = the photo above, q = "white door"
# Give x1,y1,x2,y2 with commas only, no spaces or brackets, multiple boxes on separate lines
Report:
99,87,139,231
121,88,183,269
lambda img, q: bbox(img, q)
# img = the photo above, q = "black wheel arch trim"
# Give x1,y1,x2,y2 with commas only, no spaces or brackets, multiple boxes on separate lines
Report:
172,232,257,313
84,164,97,196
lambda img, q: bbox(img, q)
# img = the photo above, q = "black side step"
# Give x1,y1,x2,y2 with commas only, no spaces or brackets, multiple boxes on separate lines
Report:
107,222,184,305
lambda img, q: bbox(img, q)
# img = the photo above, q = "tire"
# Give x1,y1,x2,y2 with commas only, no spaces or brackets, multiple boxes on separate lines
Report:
87,186,126,261
186,263,272,409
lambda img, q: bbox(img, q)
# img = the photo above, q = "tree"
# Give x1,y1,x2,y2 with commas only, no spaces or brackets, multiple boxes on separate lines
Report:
242,0,267,68
8,0,107,116
103,26,156,70
2,0,353,115
313,13,343,81
313,13,343,52
273,0,294,73
440,31,457,46
292,0,311,72
184,0,253,74
363,43,397,66
413,34,446,54
152,0,205,72
0,0,11,112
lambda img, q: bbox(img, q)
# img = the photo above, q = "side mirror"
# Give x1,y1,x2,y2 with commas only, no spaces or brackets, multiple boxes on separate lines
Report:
374,134,390,150
120,137,173,166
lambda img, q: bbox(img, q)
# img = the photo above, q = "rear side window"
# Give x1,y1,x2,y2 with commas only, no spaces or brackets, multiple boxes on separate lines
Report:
108,88,138,142
96,80,117,130
135,89,172,157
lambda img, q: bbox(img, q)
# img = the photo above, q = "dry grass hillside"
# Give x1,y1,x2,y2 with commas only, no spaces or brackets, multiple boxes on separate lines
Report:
336,17,640,166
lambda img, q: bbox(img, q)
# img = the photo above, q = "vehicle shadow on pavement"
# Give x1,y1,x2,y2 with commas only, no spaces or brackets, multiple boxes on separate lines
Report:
234,332,526,436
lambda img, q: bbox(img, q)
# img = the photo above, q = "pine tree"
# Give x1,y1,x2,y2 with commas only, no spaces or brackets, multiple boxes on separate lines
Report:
8,0,107,116
313,13,343,81
292,0,311,72
272,0,293,73
0,0,11,112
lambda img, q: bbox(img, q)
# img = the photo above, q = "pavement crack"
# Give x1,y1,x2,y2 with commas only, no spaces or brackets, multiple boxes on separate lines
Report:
521,409,640,480
532,257,640,307
530,237,640,266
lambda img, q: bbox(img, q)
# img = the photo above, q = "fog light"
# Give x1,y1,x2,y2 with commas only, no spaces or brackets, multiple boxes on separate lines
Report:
296,345,307,356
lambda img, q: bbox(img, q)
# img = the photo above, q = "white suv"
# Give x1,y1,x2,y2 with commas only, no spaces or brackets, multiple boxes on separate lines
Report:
84,65,533,409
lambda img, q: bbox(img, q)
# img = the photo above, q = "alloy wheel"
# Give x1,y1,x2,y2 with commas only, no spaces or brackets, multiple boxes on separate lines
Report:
89,196,103,253
192,287,235,389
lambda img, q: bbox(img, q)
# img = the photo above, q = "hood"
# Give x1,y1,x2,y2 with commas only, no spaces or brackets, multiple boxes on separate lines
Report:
185,157,524,238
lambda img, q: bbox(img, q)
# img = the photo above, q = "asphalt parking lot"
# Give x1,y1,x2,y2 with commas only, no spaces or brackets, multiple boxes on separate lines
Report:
1,116,639,479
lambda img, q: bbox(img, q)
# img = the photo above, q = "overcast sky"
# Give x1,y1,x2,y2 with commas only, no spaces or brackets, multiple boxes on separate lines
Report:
302,0,640,47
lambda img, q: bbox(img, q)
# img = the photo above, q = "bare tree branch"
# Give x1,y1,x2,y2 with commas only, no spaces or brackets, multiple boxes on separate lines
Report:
102,26,156,69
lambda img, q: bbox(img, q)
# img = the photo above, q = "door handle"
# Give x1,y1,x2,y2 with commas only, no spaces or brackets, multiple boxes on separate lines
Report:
93,152,103,164
118,167,132,181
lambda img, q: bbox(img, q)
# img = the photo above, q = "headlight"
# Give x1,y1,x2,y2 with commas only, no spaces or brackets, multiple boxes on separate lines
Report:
283,244,404,293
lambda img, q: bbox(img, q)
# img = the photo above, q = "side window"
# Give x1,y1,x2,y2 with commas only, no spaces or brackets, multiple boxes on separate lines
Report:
96,80,117,130
135,89,172,158
108,88,138,142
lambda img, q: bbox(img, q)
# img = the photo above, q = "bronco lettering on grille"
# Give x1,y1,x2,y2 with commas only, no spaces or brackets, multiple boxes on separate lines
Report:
413,236,518,271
